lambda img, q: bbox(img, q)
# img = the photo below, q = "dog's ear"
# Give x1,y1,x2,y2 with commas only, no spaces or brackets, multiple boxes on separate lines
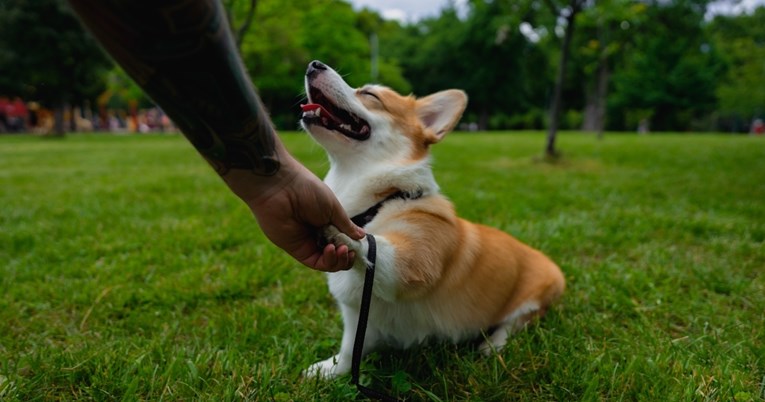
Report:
416,90,467,143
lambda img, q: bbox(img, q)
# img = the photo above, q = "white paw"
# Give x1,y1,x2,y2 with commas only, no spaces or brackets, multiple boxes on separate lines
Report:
479,327,510,356
479,340,499,356
303,356,347,379
323,225,366,256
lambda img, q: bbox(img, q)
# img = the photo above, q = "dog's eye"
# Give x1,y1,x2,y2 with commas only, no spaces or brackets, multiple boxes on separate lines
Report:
359,90,380,101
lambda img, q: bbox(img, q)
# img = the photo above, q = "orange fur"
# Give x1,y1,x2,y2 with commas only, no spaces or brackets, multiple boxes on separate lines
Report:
357,86,436,160
370,194,565,331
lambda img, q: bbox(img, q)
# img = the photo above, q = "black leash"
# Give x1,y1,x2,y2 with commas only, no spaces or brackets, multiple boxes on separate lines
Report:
350,234,400,402
348,190,423,401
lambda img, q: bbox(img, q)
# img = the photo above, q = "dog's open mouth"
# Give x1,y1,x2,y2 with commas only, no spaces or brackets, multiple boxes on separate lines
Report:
302,86,371,141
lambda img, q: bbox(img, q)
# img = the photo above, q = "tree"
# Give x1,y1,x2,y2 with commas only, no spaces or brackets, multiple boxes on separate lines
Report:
609,0,721,132
384,0,548,130
540,0,587,158
0,0,110,135
573,0,647,138
383,8,467,98
355,8,412,94
709,7,765,132
235,0,409,128
460,0,547,129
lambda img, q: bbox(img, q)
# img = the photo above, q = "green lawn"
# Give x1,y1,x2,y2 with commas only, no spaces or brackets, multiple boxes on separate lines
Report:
1,132,763,401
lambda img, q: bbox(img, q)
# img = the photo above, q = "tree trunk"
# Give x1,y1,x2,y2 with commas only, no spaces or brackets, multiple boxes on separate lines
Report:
545,2,581,159
478,108,489,131
594,62,609,139
68,105,77,132
52,103,66,136
583,60,609,139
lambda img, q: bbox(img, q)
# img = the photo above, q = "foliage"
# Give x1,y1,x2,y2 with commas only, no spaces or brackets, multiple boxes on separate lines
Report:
0,0,109,107
569,0,648,133
709,7,765,125
356,8,413,93
99,67,151,110
222,0,258,51
609,0,723,131
1,132,764,400
237,0,410,128
385,1,549,129
1,0,763,133
574,0,643,77
383,9,468,97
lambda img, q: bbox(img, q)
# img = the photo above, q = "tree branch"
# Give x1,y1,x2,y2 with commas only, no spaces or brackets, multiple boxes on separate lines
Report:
235,0,257,51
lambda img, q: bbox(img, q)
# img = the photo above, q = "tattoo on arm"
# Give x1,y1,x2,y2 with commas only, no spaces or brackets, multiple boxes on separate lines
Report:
67,0,279,176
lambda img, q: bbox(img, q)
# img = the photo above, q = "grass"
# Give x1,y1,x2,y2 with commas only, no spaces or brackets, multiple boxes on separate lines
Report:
1,131,763,401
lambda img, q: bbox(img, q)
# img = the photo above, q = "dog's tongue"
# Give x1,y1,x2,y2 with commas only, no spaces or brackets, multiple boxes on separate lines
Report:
301,103,341,125
301,104,323,112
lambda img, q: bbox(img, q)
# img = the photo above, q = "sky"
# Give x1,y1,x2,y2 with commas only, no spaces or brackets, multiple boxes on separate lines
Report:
347,0,467,23
347,0,764,22
706,0,765,17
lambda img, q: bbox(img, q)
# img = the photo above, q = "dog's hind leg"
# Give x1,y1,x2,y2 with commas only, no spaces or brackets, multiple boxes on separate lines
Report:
479,261,565,355
479,300,542,355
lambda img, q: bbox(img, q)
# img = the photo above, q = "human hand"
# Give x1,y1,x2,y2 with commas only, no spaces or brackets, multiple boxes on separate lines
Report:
228,152,365,272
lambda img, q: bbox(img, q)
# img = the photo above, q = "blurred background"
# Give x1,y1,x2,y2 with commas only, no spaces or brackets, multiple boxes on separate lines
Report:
0,0,763,137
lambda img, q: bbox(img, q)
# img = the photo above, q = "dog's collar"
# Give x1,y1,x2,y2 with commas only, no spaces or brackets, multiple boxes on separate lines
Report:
350,189,424,228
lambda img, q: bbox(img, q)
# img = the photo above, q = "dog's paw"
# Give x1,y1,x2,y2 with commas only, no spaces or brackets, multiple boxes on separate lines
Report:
303,355,346,379
323,225,367,256
478,326,511,356
478,339,499,356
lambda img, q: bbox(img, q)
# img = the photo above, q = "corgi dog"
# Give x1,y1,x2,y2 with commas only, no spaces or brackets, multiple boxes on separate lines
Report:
300,60,565,378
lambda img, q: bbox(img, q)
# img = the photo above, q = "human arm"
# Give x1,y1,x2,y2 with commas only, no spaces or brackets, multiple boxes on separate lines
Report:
66,0,364,271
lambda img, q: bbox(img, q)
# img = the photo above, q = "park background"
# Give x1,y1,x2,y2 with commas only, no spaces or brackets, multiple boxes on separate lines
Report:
1,0,764,401
0,0,764,139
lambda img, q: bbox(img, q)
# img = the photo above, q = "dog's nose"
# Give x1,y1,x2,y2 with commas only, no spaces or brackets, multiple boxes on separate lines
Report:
306,60,327,78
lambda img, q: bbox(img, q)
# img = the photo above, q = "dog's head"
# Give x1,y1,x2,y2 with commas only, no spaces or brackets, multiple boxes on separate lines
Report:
301,60,467,164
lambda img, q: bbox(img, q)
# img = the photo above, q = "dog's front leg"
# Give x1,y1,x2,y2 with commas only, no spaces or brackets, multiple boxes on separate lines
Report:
323,226,399,302
304,303,381,379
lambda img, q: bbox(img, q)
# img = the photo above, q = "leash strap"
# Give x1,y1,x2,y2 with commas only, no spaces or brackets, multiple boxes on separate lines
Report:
350,234,400,402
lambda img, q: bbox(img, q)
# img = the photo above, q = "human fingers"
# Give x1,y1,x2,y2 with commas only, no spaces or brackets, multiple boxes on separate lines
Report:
324,244,354,271
325,199,365,240
304,243,354,272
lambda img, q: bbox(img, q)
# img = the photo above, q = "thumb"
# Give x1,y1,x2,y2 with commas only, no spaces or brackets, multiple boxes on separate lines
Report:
329,202,366,240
